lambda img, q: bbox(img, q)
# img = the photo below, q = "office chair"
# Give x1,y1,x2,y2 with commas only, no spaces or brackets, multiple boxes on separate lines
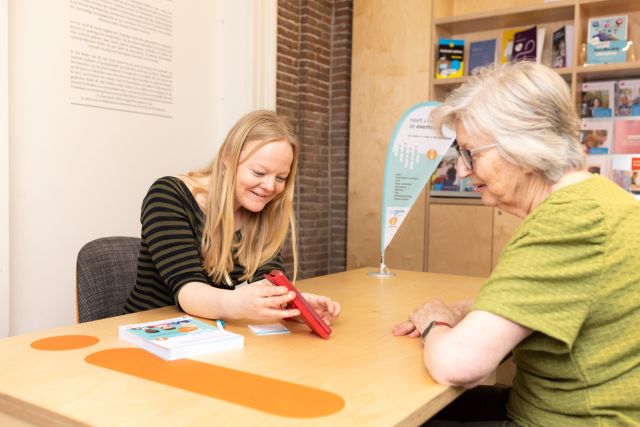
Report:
76,236,141,323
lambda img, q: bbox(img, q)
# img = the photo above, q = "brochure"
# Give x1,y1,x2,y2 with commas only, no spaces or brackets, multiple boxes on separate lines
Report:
586,15,628,64
579,119,613,154
119,316,244,361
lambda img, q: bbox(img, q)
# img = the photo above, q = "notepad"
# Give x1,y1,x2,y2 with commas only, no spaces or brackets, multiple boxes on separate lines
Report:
248,323,290,336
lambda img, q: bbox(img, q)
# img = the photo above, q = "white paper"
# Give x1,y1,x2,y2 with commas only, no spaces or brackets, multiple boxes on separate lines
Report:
248,323,290,335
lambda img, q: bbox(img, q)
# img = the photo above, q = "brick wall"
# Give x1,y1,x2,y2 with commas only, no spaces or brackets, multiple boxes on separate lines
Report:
277,0,352,279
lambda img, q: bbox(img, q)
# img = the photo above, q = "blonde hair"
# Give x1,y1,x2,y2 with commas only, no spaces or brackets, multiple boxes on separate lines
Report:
188,110,298,285
431,62,585,183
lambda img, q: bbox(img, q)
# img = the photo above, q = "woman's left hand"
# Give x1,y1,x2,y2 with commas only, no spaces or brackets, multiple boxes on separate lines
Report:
392,320,421,337
300,293,341,325
408,300,457,335
393,299,464,338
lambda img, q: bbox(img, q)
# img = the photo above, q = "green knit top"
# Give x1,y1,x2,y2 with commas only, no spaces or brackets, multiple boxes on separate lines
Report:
474,175,640,426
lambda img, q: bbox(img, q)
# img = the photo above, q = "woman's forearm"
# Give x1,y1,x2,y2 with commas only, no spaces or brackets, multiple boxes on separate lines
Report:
422,310,532,388
177,282,232,319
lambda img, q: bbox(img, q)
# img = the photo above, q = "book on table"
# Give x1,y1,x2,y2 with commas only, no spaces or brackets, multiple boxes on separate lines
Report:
119,315,244,360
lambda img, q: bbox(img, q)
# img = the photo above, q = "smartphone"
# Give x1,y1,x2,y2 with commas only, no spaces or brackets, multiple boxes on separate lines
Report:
264,270,332,339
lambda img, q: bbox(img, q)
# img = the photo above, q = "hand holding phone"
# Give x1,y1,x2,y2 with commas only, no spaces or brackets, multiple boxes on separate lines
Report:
264,270,332,339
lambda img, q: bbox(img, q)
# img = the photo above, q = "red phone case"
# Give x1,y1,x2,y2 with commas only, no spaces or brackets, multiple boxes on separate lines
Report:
264,270,332,339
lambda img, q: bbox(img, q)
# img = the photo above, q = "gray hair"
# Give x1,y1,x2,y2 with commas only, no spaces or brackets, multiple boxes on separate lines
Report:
431,61,585,183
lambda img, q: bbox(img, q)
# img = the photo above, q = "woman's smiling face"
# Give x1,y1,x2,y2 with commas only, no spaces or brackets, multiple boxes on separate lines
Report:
233,139,293,213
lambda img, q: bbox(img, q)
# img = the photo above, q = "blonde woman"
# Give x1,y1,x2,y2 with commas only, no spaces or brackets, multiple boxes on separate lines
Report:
124,110,340,324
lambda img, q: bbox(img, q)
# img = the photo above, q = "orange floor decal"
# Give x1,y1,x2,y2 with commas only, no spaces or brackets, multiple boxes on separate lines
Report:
85,348,345,418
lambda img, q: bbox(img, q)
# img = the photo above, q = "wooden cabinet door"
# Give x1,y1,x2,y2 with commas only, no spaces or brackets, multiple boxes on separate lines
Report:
491,209,522,270
427,204,493,277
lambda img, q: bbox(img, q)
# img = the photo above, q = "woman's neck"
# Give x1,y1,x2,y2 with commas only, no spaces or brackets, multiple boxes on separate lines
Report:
524,170,590,216
234,209,242,230
177,174,209,211
550,170,591,193
504,170,590,218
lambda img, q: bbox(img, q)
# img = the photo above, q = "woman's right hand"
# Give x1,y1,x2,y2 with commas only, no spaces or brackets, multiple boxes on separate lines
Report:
224,279,301,320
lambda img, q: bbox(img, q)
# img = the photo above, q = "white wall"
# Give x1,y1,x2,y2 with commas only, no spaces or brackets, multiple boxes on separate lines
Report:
8,0,276,335
213,1,277,144
1,0,9,338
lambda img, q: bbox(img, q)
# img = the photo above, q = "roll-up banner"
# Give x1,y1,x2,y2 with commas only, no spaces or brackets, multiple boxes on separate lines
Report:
370,101,456,276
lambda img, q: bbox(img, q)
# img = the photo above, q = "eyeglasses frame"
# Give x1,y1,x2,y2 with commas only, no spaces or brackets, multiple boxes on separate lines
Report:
453,140,498,170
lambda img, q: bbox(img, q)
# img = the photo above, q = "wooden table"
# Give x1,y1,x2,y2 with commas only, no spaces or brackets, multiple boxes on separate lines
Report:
0,268,485,426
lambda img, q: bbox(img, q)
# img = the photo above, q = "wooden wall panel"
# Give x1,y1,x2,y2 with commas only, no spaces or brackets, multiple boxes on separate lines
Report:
427,204,493,277
433,0,541,19
492,209,523,270
347,0,431,271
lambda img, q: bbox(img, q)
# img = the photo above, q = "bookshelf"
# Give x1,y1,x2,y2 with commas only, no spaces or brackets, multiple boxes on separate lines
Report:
430,0,640,113
425,0,640,280
429,0,640,197
346,1,639,278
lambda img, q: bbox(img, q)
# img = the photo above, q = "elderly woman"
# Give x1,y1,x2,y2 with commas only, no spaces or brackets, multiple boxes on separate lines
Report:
394,62,640,426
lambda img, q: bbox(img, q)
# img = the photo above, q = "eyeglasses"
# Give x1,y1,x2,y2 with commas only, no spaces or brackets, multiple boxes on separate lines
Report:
454,140,498,170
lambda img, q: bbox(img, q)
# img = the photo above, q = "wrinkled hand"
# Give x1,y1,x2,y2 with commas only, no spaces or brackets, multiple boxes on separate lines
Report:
300,293,341,326
224,279,300,320
409,300,457,335
392,320,421,338
393,299,470,338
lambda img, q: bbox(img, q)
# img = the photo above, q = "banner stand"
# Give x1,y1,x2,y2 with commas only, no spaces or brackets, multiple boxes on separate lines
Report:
367,253,395,277
366,101,456,278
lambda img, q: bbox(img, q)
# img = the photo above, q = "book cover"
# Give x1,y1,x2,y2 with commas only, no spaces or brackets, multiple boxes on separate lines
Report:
609,155,640,199
119,316,244,360
430,148,478,197
511,26,537,62
551,25,574,68
501,27,526,63
580,81,615,118
536,27,546,64
614,119,640,154
468,39,497,75
616,79,640,117
586,16,628,64
431,151,459,192
586,154,610,176
436,39,464,79
459,176,476,193
580,120,613,154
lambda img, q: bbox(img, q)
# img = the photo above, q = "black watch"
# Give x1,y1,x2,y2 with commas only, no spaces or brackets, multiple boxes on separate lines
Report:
420,320,452,342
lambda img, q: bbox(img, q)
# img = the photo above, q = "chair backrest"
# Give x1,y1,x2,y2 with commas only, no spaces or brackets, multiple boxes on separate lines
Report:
76,236,141,323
